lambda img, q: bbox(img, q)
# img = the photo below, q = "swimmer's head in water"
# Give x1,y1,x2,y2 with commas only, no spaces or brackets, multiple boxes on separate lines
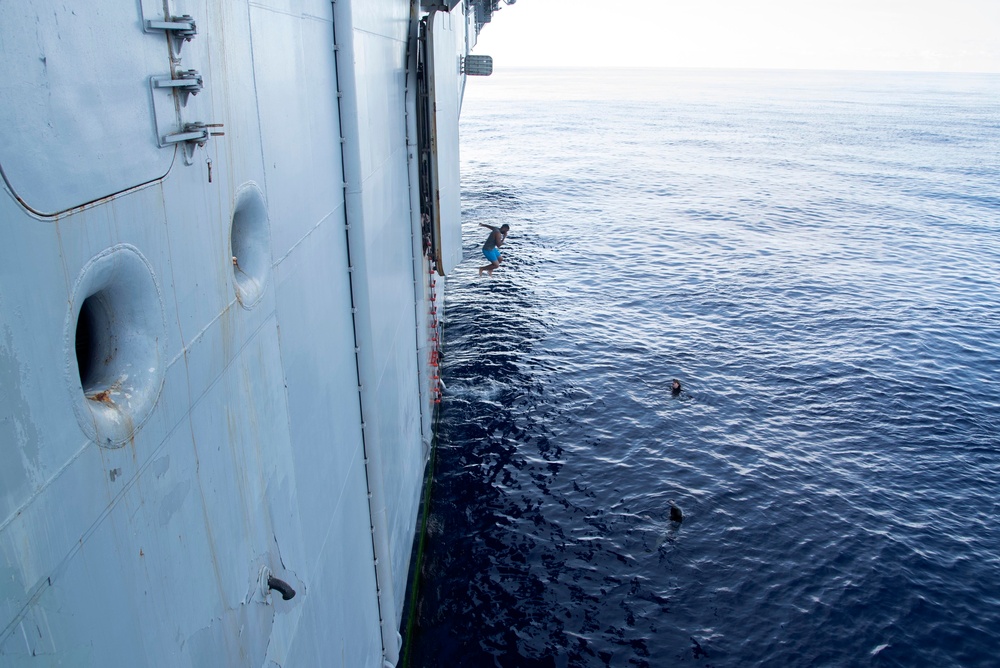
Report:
671,379,682,394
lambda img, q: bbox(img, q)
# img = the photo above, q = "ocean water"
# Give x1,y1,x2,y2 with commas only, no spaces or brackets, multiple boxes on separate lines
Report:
404,69,1000,668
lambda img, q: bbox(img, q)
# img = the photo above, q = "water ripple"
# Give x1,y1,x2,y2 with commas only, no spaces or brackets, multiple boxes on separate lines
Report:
405,69,1000,668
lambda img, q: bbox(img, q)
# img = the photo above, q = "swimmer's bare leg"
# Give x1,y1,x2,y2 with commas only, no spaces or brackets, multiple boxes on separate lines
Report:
478,260,500,277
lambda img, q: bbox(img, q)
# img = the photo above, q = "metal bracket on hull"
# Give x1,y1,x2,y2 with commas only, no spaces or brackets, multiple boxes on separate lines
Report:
150,70,203,107
161,122,225,165
144,15,197,59
144,10,215,167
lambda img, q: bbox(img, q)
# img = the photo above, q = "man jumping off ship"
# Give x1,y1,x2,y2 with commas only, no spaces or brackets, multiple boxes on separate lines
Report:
478,222,509,277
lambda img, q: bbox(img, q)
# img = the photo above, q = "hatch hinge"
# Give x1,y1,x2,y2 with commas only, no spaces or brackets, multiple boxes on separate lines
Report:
161,122,225,165
144,15,198,58
150,70,203,107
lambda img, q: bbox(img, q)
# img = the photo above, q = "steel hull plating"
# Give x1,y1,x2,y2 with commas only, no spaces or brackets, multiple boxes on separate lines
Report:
0,0,479,664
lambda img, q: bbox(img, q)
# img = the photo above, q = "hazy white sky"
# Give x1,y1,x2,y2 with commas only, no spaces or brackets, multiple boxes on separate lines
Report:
472,0,1000,72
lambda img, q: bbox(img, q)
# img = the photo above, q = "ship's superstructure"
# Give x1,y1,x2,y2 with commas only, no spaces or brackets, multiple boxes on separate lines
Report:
0,0,503,665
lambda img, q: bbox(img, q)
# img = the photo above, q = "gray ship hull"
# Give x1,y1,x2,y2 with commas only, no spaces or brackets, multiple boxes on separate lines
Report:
0,0,495,664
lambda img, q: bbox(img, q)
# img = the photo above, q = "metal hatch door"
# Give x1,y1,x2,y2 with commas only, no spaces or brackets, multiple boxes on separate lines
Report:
426,8,464,275
0,1,180,216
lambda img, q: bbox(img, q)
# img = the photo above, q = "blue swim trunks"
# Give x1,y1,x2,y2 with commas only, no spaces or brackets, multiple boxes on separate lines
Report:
482,248,501,263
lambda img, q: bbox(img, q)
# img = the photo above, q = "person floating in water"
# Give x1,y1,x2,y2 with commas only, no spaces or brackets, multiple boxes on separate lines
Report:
671,379,682,397
478,222,509,277
669,501,684,523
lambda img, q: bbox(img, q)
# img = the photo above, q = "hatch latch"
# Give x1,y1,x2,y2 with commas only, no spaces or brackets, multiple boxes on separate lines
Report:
144,15,197,58
161,122,225,165
150,70,203,107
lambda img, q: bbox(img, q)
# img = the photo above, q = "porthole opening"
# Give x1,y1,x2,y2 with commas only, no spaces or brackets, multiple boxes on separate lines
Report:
75,291,117,396
75,296,98,391
230,184,271,308
66,245,166,447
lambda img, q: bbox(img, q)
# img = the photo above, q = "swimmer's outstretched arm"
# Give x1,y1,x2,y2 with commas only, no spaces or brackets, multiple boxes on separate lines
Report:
479,223,500,231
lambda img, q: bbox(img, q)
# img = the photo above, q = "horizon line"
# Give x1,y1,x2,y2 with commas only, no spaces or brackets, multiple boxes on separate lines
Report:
481,64,1000,76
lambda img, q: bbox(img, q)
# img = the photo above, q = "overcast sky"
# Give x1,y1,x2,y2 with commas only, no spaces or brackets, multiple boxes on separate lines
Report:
472,0,1000,73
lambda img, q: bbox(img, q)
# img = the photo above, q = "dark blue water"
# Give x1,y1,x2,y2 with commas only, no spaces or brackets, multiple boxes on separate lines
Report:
405,69,1000,668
